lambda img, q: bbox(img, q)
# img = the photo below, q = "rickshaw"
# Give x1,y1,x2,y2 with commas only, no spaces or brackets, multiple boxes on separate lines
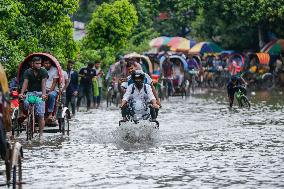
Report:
201,53,224,88
144,53,164,99
140,55,153,76
124,52,154,75
0,64,23,188
184,54,203,93
160,55,189,98
16,53,71,139
243,53,273,89
215,53,245,88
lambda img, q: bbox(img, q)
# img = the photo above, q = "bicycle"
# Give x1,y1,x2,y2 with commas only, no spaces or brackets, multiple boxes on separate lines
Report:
24,93,43,141
235,86,250,108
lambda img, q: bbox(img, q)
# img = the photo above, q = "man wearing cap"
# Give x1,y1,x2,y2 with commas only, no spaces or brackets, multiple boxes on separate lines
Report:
120,71,159,122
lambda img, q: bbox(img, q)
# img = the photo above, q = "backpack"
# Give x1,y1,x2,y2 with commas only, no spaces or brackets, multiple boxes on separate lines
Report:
131,84,148,95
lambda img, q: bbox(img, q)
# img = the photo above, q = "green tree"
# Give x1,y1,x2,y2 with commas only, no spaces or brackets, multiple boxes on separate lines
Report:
190,0,284,50
84,0,138,51
0,0,79,78
83,0,138,67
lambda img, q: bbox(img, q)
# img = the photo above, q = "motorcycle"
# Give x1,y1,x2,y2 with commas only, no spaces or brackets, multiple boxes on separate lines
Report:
119,100,159,128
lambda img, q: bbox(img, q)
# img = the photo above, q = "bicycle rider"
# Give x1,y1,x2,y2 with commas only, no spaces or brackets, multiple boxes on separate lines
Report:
227,75,248,108
19,56,48,141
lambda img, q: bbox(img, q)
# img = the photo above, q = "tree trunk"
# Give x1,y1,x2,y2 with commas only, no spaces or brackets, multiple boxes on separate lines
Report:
258,24,265,50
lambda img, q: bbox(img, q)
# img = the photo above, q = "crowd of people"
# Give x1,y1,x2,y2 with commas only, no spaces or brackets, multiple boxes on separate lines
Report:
2,48,284,141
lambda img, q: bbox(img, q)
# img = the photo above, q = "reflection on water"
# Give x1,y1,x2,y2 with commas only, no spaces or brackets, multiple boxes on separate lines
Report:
1,89,284,188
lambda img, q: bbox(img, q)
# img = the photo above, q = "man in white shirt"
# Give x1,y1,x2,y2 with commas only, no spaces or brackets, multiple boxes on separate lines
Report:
61,70,69,105
43,59,59,122
120,71,159,122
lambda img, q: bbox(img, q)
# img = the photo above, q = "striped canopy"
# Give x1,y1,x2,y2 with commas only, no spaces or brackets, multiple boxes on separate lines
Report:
189,42,223,54
149,37,172,48
167,37,196,51
261,39,284,55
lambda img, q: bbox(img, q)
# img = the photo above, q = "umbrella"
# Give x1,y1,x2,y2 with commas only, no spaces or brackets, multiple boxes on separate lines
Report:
149,36,172,48
261,39,284,55
189,42,223,54
166,37,196,51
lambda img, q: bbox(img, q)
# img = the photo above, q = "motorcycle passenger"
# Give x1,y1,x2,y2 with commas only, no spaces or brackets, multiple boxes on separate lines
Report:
227,75,248,108
120,71,159,122
19,56,48,140
121,62,160,106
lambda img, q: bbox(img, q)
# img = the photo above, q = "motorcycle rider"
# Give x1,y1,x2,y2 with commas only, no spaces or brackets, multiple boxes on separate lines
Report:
120,71,159,122
120,62,161,106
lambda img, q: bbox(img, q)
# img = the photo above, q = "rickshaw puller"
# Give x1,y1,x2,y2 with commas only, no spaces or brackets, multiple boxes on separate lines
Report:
19,56,48,140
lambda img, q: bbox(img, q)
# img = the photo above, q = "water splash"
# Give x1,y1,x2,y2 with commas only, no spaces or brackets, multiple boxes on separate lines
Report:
112,120,159,149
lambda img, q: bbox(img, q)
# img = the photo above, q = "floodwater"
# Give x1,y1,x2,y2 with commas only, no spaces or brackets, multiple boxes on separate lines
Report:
1,89,284,189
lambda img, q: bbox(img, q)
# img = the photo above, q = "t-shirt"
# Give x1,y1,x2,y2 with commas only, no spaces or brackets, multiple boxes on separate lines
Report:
62,70,69,92
23,68,48,92
46,66,59,91
79,67,96,85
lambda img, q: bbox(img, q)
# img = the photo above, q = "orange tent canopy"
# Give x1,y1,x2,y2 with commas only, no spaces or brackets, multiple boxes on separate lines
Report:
255,53,270,65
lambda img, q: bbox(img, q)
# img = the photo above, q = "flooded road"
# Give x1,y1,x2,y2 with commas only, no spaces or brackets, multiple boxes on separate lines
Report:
3,89,284,188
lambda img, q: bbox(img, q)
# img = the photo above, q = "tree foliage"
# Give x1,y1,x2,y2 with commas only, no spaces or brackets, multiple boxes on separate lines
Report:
84,0,138,51
82,0,138,67
190,0,284,50
0,0,79,78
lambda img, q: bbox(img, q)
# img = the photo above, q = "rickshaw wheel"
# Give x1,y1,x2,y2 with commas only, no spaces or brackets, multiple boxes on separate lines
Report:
12,146,23,189
240,96,250,109
26,108,34,141
60,115,70,136
5,143,12,186
106,88,113,107
115,92,120,107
